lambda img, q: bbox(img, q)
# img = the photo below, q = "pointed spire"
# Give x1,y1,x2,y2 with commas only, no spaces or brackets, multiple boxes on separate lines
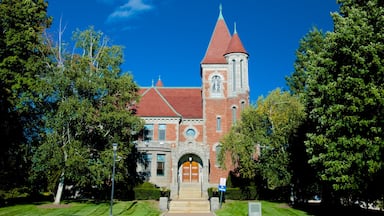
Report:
201,4,231,64
218,3,223,20
156,75,163,87
225,24,248,55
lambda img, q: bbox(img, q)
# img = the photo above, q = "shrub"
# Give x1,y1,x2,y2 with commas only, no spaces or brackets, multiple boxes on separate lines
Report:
225,187,257,200
133,182,161,200
208,186,258,201
208,187,219,198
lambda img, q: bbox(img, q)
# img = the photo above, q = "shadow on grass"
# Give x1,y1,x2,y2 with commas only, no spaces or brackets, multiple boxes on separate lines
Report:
125,200,138,211
295,203,384,216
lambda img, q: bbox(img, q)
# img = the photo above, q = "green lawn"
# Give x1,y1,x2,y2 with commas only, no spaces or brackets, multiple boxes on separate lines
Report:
0,200,161,216
215,200,310,216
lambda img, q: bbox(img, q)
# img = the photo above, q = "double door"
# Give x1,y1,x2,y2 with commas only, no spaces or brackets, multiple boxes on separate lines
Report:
182,161,199,182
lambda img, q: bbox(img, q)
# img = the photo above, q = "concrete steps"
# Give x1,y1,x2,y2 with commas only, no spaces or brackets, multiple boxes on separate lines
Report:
168,200,210,213
178,183,202,199
168,183,210,213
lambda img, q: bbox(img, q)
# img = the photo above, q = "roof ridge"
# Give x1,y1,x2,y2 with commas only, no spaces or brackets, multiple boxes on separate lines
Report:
153,88,182,117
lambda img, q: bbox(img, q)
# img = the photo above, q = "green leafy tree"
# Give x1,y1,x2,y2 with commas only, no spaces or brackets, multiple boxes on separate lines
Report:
219,89,305,194
0,0,51,192
286,28,327,202
286,27,325,97
304,0,384,205
31,26,143,204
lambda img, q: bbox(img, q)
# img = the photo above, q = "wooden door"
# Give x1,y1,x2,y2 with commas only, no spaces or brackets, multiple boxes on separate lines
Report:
182,161,199,182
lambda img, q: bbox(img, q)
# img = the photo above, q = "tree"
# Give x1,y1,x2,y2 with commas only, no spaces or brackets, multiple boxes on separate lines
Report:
219,89,305,195
0,0,51,193
304,0,384,205
31,26,143,204
286,27,325,97
286,28,327,202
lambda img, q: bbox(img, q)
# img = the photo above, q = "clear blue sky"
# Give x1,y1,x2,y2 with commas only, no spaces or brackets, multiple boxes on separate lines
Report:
47,0,339,103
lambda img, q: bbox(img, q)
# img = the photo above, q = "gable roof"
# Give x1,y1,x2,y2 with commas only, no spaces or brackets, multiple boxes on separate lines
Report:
136,87,202,119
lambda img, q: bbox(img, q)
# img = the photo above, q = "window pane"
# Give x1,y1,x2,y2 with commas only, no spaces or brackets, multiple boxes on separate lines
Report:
144,153,152,177
216,117,221,131
216,145,222,166
157,162,164,176
158,124,166,141
232,107,237,123
144,124,153,141
157,154,165,162
156,154,165,176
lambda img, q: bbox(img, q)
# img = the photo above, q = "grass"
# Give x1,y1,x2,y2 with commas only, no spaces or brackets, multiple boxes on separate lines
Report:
215,200,311,216
215,200,384,216
1,199,383,216
0,200,161,216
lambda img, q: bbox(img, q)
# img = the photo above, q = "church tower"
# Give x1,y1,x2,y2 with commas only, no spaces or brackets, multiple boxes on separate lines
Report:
201,5,250,183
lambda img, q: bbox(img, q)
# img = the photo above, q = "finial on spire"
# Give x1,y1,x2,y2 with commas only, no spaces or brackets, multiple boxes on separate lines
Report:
218,3,223,20
151,79,154,87
158,75,161,80
234,22,237,34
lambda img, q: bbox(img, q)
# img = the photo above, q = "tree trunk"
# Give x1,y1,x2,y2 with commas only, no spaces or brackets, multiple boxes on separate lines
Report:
54,171,65,204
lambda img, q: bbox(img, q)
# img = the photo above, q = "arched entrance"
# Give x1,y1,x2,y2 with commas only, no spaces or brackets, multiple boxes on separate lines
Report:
178,154,202,183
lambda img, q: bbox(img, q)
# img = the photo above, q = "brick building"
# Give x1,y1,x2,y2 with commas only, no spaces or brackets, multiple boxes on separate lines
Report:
135,6,250,199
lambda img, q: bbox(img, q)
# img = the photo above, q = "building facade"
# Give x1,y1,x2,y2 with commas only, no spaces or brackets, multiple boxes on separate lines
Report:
135,7,250,198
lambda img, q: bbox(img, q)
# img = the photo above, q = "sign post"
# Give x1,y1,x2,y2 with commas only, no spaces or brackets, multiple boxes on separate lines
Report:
218,178,226,208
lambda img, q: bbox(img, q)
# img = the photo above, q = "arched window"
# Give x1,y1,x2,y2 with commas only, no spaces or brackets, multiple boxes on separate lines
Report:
216,116,222,131
241,101,246,111
211,75,221,93
232,106,237,124
240,59,243,89
232,59,236,92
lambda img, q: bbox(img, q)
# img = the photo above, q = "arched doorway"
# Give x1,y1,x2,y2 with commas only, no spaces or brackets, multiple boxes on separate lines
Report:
178,154,202,183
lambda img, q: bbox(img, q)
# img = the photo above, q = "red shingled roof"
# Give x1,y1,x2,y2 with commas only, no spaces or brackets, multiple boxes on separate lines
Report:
201,16,231,64
225,32,248,55
136,87,202,119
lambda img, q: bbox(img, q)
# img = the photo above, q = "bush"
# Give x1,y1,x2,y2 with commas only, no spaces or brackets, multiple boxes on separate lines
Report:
208,186,258,201
133,182,162,200
208,187,219,198
226,187,258,200
0,188,53,207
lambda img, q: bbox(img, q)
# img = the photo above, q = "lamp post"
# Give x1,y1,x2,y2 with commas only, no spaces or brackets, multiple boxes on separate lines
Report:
110,143,118,216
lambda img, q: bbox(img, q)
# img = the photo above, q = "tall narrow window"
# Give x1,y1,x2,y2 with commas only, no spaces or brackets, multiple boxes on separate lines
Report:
232,59,236,92
216,117,222,131
157,154,165,176
211,75,221,93
144,153,152,177
232,106,237,124
144,124,154,141
215,145,222,166
240,59,243,89
158,124,166,142
241,101,246,111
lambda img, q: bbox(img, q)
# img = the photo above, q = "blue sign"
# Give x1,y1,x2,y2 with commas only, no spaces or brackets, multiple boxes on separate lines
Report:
218,185,226,192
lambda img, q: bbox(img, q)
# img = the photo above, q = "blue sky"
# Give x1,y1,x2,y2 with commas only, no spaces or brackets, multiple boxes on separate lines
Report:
47,0,339,103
